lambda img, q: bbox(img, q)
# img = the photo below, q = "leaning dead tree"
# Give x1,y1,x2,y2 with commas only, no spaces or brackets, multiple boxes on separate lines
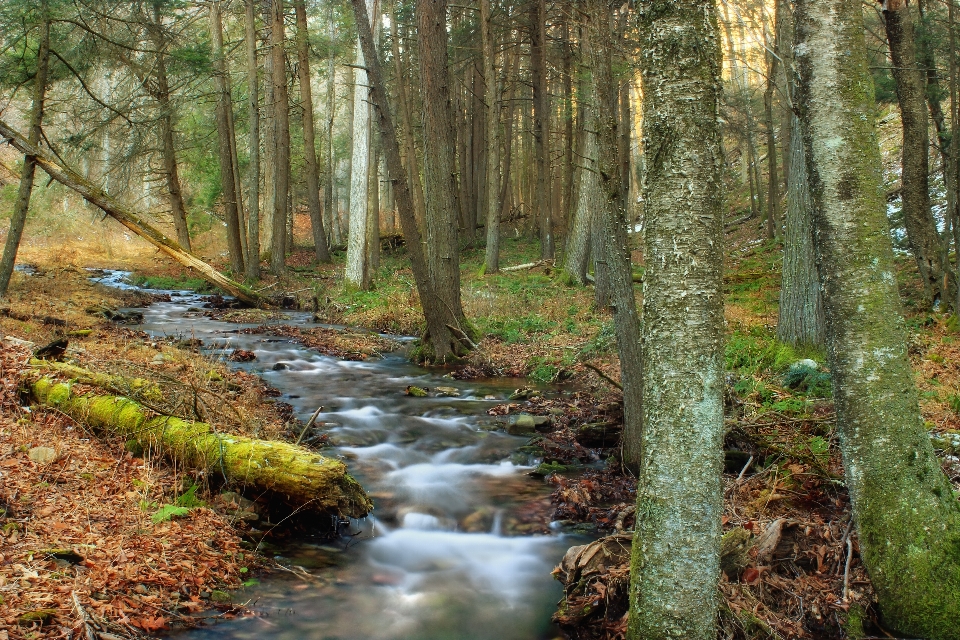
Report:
0,119,269,308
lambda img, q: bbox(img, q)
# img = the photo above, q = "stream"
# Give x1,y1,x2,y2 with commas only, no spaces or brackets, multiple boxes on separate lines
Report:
91,270,572,640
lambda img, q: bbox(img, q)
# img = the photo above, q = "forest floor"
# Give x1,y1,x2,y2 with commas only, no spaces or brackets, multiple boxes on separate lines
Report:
3,212,960,639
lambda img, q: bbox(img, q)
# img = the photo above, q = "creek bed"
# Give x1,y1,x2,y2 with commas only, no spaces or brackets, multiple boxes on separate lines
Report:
91,271,574,640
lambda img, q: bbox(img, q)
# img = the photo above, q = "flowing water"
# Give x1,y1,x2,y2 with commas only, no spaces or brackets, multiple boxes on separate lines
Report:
91,271,571,640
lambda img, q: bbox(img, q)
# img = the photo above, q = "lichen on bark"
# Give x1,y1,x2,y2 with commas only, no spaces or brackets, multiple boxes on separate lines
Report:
629,0,726,638
795,1,960,637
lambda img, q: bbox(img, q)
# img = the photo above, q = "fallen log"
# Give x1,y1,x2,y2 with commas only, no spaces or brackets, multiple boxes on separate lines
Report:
0,118,269,308
29,376,372,518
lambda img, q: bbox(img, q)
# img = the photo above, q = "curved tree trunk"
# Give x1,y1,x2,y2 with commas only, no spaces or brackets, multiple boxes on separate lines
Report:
629,0,725,637
0,6,49,298
796,0,960,636
885,0,944,306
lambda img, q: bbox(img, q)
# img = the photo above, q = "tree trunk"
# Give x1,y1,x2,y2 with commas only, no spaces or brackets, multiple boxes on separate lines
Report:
390,0,426,228
795,0,960,636
417,0,472,361
244,0,262,280
763,27,780,240
270,0,290,274
561,18,574,234
151,28,192,252
884,0,944,305
777,113,824,348
211,0,246,275
367,131,381,270
629,0,725,637
531,0,552,258
261,0,276,259
481,0,501,273
350,0,474,362
0,7,49,298
325,0,337,247
30,377,370,517
562,53,596,287
346,0,377,289
295,0,332,263
0,119,268,307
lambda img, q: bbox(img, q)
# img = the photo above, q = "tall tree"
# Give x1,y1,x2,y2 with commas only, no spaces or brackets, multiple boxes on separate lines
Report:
295,0,332,263
146,2,191,251
345,0,377,289
530,0,552,258
210,0,245,275
795,0,960,636
350,0,474,361
417,0,473,360
481,0,501,273
269,0,290,274
0,3,50,298
629,0,725,638
776,0,823,348
884,0,945,306
244,0,261,279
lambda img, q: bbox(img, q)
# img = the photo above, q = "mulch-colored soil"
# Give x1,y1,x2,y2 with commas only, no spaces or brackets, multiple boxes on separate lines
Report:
0,344,255,639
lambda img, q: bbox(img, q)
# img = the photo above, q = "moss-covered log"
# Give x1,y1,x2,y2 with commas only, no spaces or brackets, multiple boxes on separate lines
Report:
29,377,372,518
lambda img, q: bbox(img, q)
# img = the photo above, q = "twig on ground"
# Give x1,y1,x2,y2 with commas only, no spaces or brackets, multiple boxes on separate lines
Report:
584,362,623,391
296,406,324,445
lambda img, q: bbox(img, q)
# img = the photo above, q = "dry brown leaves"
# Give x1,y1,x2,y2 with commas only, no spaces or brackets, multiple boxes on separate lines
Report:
0,344,252,639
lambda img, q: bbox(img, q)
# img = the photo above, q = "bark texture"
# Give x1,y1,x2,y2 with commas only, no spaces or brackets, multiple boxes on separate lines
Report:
30,378,370,517
884,0,945,306
211,0,246,275
530,0,552,258
350,0,473,362
269,0,290,274
346,0,376,290
244,0,261,279
777,113,824,348
295,0,332,263
0,8,49,298
629,0,725,637
481,0,501,274
417,0,472,361
795,0,960,636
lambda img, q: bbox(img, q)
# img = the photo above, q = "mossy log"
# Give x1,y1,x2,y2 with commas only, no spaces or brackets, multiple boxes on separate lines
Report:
29,377,372,518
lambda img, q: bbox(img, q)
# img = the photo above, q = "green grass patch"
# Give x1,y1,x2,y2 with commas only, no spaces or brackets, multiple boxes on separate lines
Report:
126,272,213,292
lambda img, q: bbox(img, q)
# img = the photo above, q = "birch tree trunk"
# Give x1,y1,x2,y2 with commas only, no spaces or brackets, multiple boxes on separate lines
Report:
345,0,377,290
244,0,261,279
0,6,49,298
629,0,725,636
325,0,337,248
211,0,246,275
295,0,332,263
269,0,290,274
261,1,276,259
884,0,945,306
481,0,501,273
796,0,960,636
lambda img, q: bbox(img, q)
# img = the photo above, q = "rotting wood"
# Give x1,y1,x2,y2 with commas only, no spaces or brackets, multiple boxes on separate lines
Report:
28,376,371,517
0,118,270,308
